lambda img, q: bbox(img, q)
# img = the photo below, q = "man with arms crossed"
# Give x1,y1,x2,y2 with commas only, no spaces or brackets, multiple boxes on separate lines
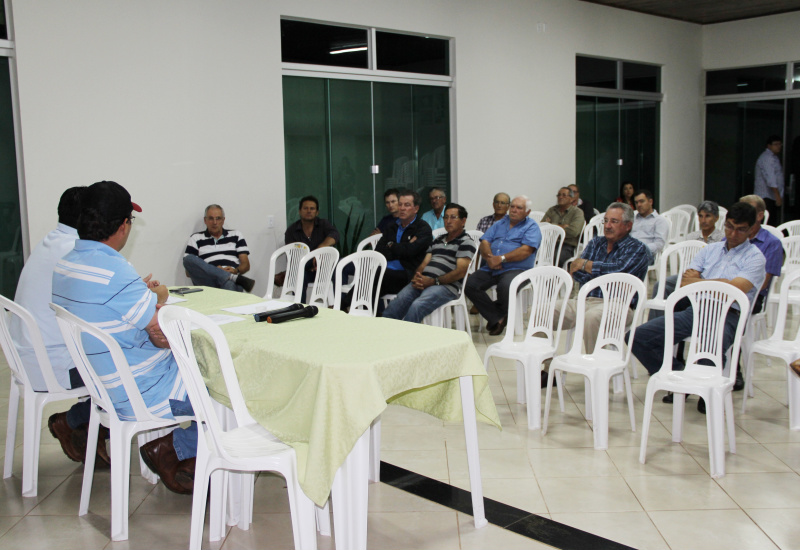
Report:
384,203,476,323
465,195,541,336
543,186,584,267
183,204,255,292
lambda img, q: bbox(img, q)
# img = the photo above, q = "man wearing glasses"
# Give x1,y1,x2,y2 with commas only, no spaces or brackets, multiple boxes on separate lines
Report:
543,187,585,267
422,188,447,230
556,202,650,356
183,204,255,292
630,202,766,413
476,193,511,233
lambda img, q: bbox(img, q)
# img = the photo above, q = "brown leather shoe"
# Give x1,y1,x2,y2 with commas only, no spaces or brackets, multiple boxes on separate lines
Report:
139,433,192,495
48,412,85,463
174,457,197,492
791,360,800,378
488,317,507,336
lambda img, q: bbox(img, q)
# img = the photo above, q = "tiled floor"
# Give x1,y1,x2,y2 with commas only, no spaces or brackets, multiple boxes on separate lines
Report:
0,318,799,550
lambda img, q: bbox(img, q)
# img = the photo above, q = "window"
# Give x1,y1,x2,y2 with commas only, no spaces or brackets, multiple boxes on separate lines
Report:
706,64,786,96
576,56,661,93
376,31,449,76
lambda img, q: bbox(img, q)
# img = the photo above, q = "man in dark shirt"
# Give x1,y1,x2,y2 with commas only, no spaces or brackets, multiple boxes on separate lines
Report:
376,189,433,300
371,188,400,235
283,195,340,302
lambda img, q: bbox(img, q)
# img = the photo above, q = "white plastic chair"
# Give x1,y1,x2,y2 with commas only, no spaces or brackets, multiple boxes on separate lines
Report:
639,281,749,478
777,219,800,238
542,273,646,450
672,204,698,233
766,236,800,330
158,306,317,550
763,209,770,225
565,213,604,269
265,243,310,300
0,295,89,497
466,230,484,243
529,210,545,223
431,227,447,239
484,267,572,429
715,206,728,232
425,246,480,337
333,251,387,317
534,225,565,268
643,240,706,318
294,247,340,307
743,268,800,427
646,216,672,283
356,234,381,251
52,304,193,541
761,224,782,240
662,209,691,244
740,273,778,410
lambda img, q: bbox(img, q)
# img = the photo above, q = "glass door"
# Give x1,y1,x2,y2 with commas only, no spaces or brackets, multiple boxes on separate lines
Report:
0,56,21,298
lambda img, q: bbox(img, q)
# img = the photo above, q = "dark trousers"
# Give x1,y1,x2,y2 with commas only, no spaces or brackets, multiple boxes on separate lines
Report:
764,197,781,226
464,269,524,327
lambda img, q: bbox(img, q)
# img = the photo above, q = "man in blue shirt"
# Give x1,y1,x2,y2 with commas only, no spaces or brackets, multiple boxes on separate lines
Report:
421,187,447,230
465,195,541,335
631,202,766,413
52,181,197,494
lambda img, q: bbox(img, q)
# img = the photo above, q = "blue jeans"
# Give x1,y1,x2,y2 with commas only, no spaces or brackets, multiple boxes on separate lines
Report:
183,255,241,292
169,398,197,460
631,307,739,375
383,283,456,324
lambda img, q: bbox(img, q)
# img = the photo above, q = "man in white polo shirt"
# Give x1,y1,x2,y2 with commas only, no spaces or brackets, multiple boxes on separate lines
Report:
183,204,255,292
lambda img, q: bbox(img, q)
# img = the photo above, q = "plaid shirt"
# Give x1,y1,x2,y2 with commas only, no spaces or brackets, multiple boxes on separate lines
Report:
476,214,497,233
575,234,650,306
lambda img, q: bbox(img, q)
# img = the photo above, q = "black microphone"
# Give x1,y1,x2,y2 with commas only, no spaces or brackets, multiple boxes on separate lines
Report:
253,303,304,323
267,305,319,324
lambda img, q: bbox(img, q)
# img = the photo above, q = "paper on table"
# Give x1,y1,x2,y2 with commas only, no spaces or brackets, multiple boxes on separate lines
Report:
165,296,188,305
191,314,246,329
222,300,291,315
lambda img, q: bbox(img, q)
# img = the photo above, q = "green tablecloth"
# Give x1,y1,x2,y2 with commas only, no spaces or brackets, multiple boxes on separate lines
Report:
175,287,501,506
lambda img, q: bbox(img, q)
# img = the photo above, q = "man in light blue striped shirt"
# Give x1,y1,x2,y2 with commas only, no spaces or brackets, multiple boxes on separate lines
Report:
52,181,197,494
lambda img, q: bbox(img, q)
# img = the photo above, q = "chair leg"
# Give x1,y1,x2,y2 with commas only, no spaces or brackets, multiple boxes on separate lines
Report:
789,366,800,431
79,410,100,516
639,383,656,464
110,427,133,541
21,394,44,497
523,361,542,429
331,429,370,550
741,351,756,414
189,453,211,550
368,416,381,482
672,394,686,443
288,468,318,550
208,469,227,541
542,369,556,435
590,375,610,451
516,363,526,404
724,392,736,455
623,369,636,433
706,392,726,478
584,378,593,422
3,381,19,479
315,501,331,537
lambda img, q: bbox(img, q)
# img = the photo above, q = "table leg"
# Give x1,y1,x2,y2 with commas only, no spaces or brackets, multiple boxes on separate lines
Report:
460,376,487,528
331,428,370,550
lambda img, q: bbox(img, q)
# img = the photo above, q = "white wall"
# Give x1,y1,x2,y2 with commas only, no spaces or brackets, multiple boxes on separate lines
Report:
12,0,705,294
703,11,800,69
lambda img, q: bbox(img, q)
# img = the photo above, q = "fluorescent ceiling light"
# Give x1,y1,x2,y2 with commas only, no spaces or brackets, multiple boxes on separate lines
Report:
330,46,367,55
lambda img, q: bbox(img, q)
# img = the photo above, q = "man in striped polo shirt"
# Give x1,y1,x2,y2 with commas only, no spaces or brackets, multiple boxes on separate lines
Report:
383,203,477,323
183,204,255,292
53,181,197,494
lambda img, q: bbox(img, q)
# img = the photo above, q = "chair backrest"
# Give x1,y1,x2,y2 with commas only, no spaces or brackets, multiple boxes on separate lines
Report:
449,245,481,304
265,242,310,300
356,234,382,251
567,273,646,359
502,267,573,349
715,206,727,232
295,247,340,306
768,268,800,343
466,230,483,243
534,224,565,268
782,235,800,272
661,281,749,380
158,306,256,463
662,209,690,243
574,213,605,259
51,304,162,424
761,224,782,240
529,210,545,223
0,295,63,393
763,209,770,225
333,250,387,316
673,204,699,234
652,240,706,300
778,220,800,238
431,227,447,239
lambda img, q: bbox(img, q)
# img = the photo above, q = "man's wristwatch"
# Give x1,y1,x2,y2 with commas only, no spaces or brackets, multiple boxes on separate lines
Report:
434,277,440,286
500,255,506,264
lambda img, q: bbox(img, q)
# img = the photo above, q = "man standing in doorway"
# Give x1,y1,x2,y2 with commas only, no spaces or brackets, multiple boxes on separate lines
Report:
754,134,784,225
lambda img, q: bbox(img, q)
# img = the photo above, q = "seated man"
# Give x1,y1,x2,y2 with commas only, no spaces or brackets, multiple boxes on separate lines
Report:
183,204,255,292
376,189,433,299
422,187,447,230
558,202,650,355
631,189,669,264
569,184,594,224
370,188,399,236
543,186,584,267
384,203,476,323
12,187,109,466
465,195,541,336
284,195,340,302
476,192,510,233
53,181,197,494
686,200,724,244
630,202,766,413
739,194,782,314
